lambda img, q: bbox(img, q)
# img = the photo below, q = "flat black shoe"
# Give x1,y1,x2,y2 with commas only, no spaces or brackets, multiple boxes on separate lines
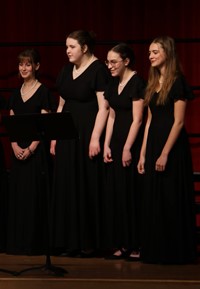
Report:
126,255,141,262
62,249,81,257
80,250,96,258
126,252,141,262
105,249,129,260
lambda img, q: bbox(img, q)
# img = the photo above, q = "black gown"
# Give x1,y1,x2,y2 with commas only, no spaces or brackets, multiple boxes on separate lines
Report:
0,96,8,252
51,60,110,251
6,85,51,255
102,74,146,250
141,75,197,264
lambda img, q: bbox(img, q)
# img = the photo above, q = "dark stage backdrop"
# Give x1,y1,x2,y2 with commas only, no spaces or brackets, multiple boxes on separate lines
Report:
0,0,200,176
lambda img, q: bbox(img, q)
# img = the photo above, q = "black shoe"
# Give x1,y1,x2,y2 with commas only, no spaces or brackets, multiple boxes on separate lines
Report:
105,249,130,260
80,250,96,258
126,251,140,262
62,249,81,257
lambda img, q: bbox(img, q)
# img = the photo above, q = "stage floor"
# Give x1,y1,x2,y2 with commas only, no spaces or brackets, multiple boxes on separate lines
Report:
0,253,200,289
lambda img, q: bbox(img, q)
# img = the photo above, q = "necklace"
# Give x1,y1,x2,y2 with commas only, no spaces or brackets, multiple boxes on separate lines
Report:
21,79,38,96
119,71,137,87
119,82,126,87
73,55,94,76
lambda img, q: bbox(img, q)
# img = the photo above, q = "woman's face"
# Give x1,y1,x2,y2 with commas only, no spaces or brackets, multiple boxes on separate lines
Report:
149,42,166,70
106,51,127,77
66,37,84,64
18,58,36,80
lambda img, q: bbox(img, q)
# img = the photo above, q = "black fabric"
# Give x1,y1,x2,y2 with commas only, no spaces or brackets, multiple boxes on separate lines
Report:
50,60,110,251
6,84,51,255
102,74,146,249
140,76,197,264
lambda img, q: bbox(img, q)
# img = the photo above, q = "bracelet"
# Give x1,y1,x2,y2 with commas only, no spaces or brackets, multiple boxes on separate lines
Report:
28,147,34,154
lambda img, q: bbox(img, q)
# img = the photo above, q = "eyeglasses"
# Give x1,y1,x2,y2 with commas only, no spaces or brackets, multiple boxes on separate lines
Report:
105,59,123,67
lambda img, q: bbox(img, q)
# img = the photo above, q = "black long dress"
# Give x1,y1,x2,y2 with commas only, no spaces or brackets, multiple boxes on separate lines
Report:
50,60,110,251
102,74,146,250
6,85,51,255
0,96,8,252
141,75,197,264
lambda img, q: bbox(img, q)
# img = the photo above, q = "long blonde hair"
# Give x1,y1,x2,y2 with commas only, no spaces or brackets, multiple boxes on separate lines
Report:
144,36,182,106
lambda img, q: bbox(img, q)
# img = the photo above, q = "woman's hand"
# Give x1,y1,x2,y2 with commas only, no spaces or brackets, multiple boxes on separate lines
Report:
50,140,57,155
89,138,100,159
155,154,168,172
103,146,113,163
12,142,25,160
122,148,132,167
137,156,145,174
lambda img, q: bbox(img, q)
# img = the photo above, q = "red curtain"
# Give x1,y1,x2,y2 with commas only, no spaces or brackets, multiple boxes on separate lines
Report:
0,0,200,171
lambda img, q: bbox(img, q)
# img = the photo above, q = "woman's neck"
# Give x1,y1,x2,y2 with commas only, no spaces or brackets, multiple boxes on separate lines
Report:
73,54,96,78
75,54,94,70
119,69,136,86
20,79,38,96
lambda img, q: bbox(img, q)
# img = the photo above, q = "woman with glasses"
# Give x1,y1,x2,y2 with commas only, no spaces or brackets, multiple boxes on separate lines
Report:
103,43,146,261
137,36,197,264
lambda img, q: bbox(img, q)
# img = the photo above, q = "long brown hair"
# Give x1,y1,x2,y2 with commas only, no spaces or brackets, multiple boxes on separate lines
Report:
144,36,182,106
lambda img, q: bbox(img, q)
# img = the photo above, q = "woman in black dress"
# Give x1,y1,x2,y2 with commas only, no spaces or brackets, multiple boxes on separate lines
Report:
6,49,51,255
103,43,146,260
50,30,110,256
0,96,8,252
137,36,197,264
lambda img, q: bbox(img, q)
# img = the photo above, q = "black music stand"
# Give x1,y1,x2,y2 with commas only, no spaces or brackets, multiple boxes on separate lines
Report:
2,111,78,142
2,111,78,276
